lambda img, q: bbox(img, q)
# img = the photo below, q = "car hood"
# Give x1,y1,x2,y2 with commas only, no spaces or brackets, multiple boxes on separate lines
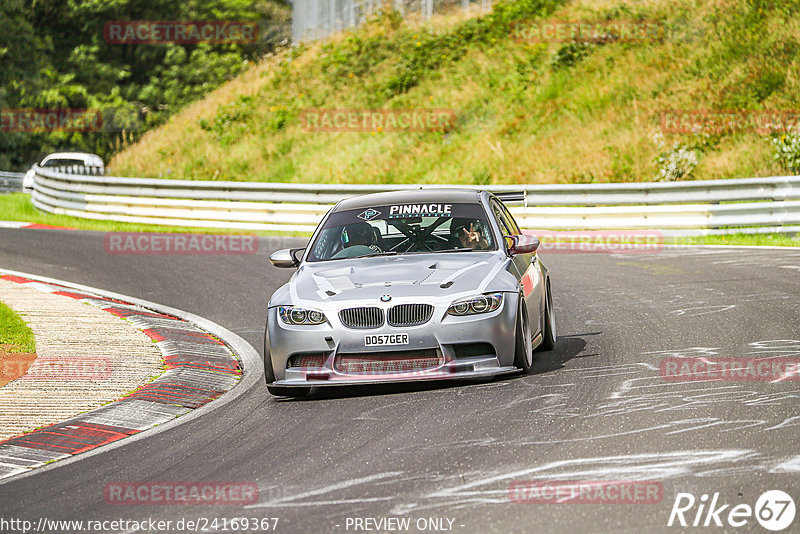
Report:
283,252,514,305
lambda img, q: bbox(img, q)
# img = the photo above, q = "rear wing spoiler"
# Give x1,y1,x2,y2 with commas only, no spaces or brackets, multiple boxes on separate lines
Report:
492,191,525,204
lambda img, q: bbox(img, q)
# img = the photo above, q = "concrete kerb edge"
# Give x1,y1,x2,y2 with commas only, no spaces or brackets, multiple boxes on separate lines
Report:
0,267,263,485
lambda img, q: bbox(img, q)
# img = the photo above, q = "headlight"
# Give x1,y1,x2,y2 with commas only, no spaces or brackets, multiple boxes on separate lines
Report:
278,306,327,325
447,293,503,316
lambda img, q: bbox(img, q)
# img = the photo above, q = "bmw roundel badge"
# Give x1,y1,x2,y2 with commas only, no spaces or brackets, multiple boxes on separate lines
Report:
380,295,392,302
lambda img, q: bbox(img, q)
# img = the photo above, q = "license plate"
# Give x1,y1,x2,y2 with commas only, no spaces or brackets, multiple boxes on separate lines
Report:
365,333,409,346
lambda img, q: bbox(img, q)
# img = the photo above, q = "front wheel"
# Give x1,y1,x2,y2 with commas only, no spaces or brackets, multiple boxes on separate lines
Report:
538,280,556,351
513,296,533,373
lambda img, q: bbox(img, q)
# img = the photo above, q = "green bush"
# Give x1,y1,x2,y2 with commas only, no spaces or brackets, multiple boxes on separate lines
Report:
550,42,594,69
652,133,699,181
200,95,257,145
772,133,800,174
0,0,291,170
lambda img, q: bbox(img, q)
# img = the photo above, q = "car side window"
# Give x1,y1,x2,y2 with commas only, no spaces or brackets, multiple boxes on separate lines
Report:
491,200,514,237
499,202,522,234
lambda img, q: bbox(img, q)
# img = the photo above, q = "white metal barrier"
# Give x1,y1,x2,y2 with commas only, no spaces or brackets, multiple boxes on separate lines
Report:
29,166,800,234
0,171,24,194
292,0,494,43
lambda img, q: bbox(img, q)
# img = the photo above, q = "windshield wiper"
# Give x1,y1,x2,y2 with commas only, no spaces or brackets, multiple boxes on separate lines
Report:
361,251,398,258
438,248,474,253
403,248,474,255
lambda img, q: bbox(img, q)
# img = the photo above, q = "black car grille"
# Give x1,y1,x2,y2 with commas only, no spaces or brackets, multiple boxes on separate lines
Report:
286,352,329,368
387,304,434,327
339,307,384,329
334,350,442,374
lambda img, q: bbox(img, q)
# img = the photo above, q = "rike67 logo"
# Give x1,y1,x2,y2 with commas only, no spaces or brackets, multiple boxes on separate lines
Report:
668,490,796,531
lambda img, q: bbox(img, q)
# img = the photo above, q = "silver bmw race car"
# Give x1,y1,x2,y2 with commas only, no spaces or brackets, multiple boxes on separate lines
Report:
265,189,555,397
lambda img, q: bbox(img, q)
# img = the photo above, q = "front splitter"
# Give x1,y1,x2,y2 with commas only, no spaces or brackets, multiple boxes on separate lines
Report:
271,366,521,387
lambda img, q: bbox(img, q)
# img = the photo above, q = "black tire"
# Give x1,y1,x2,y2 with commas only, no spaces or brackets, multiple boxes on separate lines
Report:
513,296,533,373
263,314,276,384
539,280,556,351
267,386,311,398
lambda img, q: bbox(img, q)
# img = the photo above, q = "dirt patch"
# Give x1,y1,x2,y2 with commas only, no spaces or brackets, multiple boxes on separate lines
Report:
0,344,37,387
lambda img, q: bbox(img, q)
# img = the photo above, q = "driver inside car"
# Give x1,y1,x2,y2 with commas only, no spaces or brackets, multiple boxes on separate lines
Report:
342,222,383,253
450,218,490,250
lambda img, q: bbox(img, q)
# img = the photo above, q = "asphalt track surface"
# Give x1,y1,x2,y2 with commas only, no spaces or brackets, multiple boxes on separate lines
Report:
1,228,799,533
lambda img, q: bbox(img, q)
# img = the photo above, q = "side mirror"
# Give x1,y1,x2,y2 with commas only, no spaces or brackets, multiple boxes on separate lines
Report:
505,234,540,255
269,248,304,268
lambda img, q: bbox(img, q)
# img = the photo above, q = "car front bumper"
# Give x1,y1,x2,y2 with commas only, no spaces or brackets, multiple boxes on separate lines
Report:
267,293,522,386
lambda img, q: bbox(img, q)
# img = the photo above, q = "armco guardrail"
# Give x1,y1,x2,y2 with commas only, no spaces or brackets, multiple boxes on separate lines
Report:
0,171,24,194
29,166,800,234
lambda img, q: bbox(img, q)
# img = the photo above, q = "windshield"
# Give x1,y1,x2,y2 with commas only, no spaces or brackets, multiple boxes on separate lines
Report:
306,202,496,261
41,158,85,167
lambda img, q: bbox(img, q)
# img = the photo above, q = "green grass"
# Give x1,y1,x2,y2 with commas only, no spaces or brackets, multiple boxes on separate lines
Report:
0,193,308,235
0,300,36,353
538,232,800,248
667,233,800,248
110,0,800,185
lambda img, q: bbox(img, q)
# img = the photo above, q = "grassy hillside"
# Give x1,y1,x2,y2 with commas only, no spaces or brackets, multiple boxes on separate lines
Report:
110,0,800,185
